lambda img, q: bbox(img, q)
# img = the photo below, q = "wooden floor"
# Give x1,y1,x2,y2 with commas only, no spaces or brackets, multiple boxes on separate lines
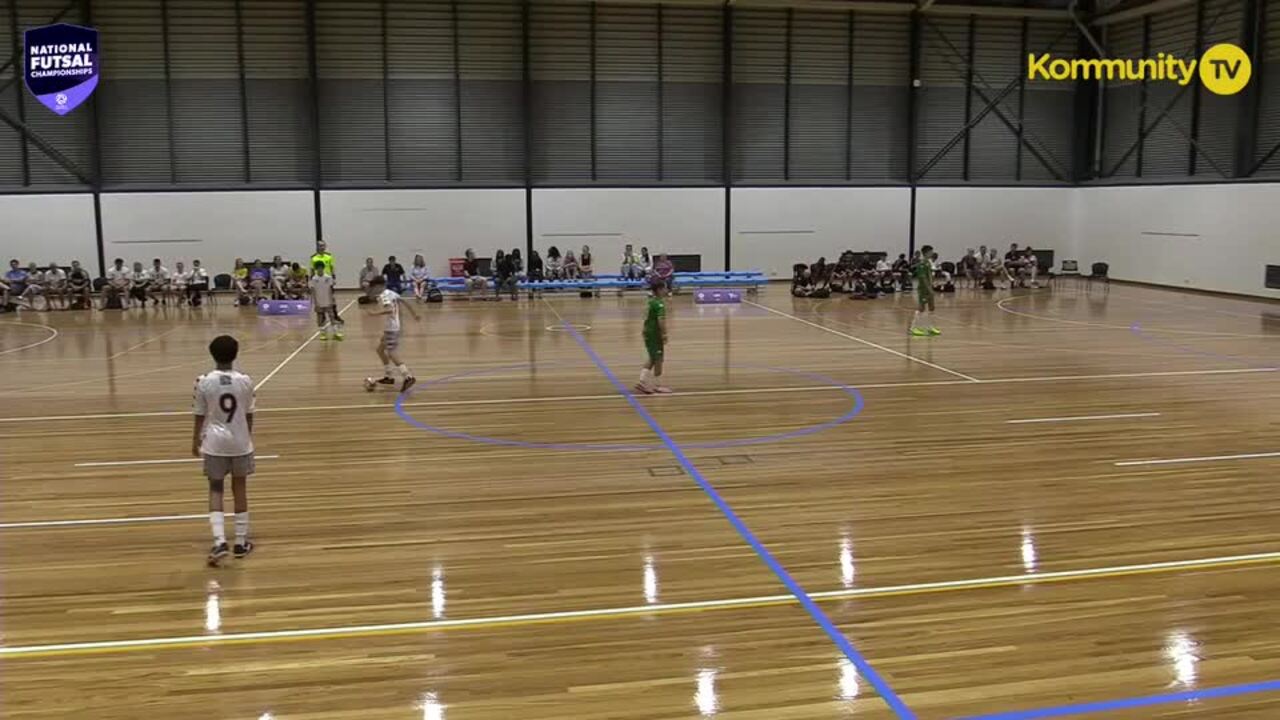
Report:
2,282,1279,719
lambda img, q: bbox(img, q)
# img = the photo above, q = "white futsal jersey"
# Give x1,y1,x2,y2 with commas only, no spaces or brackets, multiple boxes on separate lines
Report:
193,370,256,457
380,289,402,333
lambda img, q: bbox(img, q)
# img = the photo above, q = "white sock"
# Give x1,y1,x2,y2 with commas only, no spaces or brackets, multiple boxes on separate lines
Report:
639,368,652,385
911,311,921,329
384,364,395,378
397,363,411,378
234,512,249,545
209,511,226,544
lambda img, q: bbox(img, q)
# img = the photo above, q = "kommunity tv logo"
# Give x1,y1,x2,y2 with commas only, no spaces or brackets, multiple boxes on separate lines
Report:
1027,43,1251,95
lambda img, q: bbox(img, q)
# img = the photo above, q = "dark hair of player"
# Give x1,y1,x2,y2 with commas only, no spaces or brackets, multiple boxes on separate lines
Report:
370,275,387,288
208,335,239,366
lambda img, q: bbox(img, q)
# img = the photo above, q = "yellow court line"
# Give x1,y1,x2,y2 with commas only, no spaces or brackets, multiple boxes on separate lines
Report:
5,551,1280,659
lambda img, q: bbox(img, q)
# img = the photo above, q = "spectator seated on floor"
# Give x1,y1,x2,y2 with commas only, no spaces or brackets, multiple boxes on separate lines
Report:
791,262,813,297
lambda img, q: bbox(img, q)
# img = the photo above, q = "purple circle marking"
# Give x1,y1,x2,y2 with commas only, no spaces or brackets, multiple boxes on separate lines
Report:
394,361,865,452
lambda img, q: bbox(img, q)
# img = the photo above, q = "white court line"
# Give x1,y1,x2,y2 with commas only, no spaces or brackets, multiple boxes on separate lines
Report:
3,549,1279,657
105,327,183,360
744,300,983,383
74,454,280,468
0,321,59,357
254,298,358,391
0,366,1273,425
1115,451,1280,467
1007,412,1162,424
0,514,204,529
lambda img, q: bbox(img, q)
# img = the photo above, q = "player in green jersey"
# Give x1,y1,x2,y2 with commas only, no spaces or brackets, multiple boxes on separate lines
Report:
909,245,941,337
635,278,671,394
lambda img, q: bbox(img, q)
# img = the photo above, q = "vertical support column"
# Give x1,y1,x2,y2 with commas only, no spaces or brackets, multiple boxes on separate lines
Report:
657,4,664,182
906,10,921,183
452,0,463,183
160,0,177,183
1015,17,1028,181
522,0,533,258
82,0,106,277
381,0,391,182
305,0,323,244
783,7,792,181
722,3,733,271
845,10,854,181
234,0,251,183
961,14,975,180
1235,0,1263,176
1135,15,1150,177
589,1,597,182
8,0,29,186
1188,0,1204,176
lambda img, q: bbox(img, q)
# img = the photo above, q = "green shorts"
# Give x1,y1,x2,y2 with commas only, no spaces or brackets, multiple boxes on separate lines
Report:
644,333,664,363
915,286,934,305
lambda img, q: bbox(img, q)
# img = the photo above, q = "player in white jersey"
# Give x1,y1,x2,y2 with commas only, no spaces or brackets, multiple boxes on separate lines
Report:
192,335,256,566
309,259,343,341
362,275,418,393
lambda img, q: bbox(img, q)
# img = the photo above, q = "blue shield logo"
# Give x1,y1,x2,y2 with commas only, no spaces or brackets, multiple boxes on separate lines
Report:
23,23,99,115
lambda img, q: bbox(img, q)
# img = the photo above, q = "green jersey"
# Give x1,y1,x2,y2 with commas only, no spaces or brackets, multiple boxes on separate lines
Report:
644,296,666,338
911,259,933,289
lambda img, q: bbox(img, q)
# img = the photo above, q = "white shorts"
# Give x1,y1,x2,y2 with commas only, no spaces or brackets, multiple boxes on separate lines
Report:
381,331,400,351
204,453,255,480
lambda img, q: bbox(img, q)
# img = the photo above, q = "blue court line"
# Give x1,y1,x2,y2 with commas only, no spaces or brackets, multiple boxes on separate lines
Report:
561,321,916,719
958,678,1280,719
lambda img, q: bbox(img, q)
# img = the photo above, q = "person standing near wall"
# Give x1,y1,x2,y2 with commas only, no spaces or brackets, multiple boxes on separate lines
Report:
310,241,343,333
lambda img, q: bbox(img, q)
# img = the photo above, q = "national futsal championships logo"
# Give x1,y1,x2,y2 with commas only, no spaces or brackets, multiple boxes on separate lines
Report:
23,23,99,115
1027,43,1251,96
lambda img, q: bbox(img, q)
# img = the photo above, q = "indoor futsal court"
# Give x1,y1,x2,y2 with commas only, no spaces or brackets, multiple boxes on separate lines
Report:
3,0,1280,718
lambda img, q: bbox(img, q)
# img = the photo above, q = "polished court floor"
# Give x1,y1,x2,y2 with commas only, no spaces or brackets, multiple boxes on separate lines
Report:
1,282,1278,719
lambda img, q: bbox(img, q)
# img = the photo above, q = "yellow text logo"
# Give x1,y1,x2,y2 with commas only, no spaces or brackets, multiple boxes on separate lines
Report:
1027,43,1251,96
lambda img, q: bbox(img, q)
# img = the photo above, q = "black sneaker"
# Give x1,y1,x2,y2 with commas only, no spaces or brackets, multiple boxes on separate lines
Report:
401,376,416,393
234,541,254,559
377,376,396,385
207,542,230,567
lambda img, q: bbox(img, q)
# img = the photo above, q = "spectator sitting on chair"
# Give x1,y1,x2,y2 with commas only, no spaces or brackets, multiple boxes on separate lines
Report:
493,249,517,301
43,261,67,310
103,258,132,309
149,258,171,305
129,261,153,306
511,248,524,278
359,257,380,302
545,246,563,279
462,248,486,299
527,249,545,281
172,261,191,305
189,260,209,306
382,255,406,293
621,244,643,280
231,259,250,303
67,260,91,310
247,261,270,303
562,250,580,279
873,255,893,288
18,262,44,309
267,256,288,299
580,245,594,278
0,277,9,312
651,252,675,293
409,254,431,302
891,253,910,289
958,249,980,289
1022,247,1040,288
287,262,309,298
5,259,28,302
640,247,652,275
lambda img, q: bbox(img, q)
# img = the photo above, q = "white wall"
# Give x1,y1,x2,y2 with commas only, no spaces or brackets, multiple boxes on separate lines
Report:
532,188,724,272
1076,184,1280,298
730,187,911,278
0,194,97,269
100,191,315,278
915,186,1077,266
322,189,525,281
